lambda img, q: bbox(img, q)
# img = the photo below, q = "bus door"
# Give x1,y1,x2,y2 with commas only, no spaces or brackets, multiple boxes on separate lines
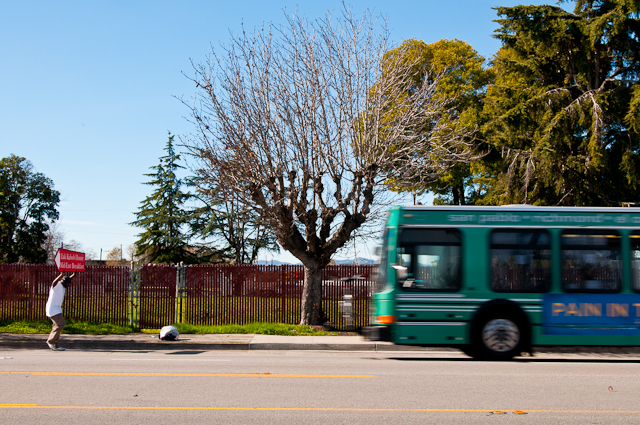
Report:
393,228,467,344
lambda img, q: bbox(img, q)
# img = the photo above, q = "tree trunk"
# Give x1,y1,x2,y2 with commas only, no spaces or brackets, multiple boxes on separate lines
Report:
456,185,466,205
299,263,324,325
452,185,465,205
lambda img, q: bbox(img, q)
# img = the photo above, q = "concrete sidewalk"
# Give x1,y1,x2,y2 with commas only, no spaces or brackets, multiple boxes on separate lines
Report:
0,332,433,352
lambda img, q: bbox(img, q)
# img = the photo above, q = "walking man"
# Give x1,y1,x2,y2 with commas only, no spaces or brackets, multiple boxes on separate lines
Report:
45,272,75,351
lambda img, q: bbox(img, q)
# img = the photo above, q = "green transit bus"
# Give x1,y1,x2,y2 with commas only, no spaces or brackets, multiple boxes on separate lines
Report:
363,205,640,360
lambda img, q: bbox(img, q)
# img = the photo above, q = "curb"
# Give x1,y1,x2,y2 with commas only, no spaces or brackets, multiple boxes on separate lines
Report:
2,341,254,351
3,334,640,355
0,334,445,352
0,340,436,352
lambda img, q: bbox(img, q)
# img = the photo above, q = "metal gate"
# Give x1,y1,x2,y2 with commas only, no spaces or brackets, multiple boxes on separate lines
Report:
138,264,176,329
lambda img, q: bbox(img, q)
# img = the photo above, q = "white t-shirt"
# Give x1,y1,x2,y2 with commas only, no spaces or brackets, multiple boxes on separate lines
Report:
45,282,66,317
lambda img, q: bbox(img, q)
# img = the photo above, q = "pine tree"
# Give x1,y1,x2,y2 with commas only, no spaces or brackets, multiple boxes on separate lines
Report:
481,1,640,205
131,134,191,263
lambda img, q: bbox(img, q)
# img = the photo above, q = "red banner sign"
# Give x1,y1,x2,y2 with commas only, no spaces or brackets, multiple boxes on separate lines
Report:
54,249,85,272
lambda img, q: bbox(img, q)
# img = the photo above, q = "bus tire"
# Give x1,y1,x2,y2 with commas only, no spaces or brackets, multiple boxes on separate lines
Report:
473,312,523,361
460,345,478,359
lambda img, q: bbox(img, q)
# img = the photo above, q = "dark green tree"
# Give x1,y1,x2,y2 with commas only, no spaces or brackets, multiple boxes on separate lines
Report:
0,155,60,263
131,134,192,264
481,0,640,205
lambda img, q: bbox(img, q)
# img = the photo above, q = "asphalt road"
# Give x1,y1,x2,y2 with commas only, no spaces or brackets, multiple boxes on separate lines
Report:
1,348,640,424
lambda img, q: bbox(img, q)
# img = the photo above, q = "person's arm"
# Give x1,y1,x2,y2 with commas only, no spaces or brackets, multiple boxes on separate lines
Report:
51,273,63,288
69,273,76,279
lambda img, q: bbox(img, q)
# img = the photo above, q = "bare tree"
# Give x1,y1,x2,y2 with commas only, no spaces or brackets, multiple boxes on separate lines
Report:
42,222,65,265
84,248,97,261
67,239,97,260
126,244,138,262
183,7,478,324
106,246,126,266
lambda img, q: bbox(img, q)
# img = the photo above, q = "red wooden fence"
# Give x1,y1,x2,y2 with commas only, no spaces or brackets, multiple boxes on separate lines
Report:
1,263,375,330
0,264,129,325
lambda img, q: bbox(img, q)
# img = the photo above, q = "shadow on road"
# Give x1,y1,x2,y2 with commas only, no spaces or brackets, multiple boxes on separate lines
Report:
388,355,640,363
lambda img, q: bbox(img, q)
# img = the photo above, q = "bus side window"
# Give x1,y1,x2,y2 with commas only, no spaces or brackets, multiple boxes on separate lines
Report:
396,228,461,292
631,231,640,292
490,229,551,293
561,230,621,293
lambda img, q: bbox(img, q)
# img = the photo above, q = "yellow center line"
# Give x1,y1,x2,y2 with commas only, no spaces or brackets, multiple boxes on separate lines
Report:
1,405,640,413
0,404,37,406
0,372,375,378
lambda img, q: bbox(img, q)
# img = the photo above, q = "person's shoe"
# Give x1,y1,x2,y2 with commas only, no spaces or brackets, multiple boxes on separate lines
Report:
55,347,65,351
47,342,56,351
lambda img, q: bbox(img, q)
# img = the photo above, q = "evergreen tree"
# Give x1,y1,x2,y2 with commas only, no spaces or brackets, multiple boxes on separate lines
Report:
481,1,640,205
131,134,192,263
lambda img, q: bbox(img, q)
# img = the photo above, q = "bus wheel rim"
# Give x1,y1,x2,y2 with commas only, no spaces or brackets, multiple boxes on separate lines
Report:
482,319,520,353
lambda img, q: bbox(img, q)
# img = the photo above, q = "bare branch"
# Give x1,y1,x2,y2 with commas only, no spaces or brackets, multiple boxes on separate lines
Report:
181,6,478,324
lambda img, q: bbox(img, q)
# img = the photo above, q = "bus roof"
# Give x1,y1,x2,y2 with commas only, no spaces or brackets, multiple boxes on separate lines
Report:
388,205,640,228
400,205,640,213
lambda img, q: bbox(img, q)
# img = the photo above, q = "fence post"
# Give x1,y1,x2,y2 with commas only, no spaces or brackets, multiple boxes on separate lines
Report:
176,262,185,324
281,265,285,324
129,262,139,329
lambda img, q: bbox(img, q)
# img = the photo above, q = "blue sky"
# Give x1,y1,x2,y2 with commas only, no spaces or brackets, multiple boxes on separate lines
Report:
1,0,569,263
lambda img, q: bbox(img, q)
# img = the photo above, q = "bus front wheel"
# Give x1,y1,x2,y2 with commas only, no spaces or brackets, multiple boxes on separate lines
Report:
474,314,523,361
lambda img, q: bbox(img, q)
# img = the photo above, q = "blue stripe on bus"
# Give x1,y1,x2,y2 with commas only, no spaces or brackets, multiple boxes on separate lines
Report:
543,294,640,335
543,326,640,336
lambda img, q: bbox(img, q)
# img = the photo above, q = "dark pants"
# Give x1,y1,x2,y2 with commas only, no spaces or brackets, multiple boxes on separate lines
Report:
47,313,65,347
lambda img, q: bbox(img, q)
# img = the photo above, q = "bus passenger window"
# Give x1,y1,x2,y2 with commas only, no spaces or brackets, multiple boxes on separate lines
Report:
490,230,551,292
630,232,640,292
396,229,461,291
561,230,621,293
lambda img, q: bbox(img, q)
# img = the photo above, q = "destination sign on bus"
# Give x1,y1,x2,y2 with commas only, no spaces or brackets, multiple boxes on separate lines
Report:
400,208,640,227
446,212,640,225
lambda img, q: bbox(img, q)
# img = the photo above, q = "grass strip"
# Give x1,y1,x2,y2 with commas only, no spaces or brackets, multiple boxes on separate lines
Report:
0,320,330,336
0,320,136,335
145,322,330,336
